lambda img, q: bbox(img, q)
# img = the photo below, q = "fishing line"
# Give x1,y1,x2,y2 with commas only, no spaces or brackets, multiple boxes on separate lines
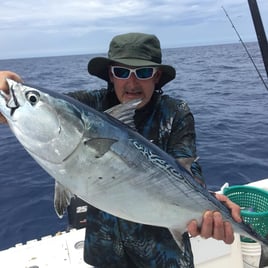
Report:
222,6,268,91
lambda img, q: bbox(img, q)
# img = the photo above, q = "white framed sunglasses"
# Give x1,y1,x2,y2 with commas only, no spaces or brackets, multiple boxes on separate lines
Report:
111,66,158,80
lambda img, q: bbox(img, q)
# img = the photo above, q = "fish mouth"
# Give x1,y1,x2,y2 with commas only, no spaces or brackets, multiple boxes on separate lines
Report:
0,81,20,116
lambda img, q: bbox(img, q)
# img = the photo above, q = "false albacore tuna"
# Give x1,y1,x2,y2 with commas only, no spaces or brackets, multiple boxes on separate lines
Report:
0,79,268,264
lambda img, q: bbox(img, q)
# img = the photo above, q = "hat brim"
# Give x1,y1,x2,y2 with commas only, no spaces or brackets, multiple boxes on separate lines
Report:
88,57,176,88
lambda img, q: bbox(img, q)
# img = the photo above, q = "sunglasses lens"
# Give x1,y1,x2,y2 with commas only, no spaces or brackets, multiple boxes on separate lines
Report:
136,68,154,79
113,67,130,79
112,67,156,80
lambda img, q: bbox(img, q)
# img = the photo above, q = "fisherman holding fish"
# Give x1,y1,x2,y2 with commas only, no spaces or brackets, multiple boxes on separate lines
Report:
0,33,242,267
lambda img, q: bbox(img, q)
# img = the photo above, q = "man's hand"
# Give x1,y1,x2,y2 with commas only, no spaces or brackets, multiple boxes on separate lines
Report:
0,71,23,123
187,193,241,244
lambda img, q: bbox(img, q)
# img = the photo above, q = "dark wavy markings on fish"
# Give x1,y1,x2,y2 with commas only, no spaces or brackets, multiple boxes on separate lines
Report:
131,140,184,180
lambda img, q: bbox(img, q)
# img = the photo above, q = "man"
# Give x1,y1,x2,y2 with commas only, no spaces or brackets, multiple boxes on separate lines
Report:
0,32,241,267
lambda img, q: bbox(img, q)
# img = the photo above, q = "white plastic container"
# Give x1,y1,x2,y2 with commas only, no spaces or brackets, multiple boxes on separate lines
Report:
241,241,261,268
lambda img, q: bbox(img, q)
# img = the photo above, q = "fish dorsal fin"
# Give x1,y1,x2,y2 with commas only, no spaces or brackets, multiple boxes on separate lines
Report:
54,181,74,218
176,157,195,175
105,99,141,129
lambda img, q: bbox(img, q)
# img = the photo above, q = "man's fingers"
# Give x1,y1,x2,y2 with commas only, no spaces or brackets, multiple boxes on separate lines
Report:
187,210,235,245
211,212,224,240
215,193,242,223
223,221,235,244
0,71,23,92
200,211,213,239
187,220,200,237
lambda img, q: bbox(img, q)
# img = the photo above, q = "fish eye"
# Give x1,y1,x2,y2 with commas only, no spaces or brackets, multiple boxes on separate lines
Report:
25,91,40,106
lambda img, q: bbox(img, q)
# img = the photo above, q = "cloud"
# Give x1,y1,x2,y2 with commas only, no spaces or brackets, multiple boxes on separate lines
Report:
0,0,267,59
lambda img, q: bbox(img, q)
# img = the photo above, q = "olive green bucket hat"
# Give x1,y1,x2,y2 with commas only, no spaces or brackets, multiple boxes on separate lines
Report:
88,32,176,88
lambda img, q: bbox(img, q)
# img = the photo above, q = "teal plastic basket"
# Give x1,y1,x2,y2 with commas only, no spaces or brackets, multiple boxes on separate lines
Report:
223,185,268,243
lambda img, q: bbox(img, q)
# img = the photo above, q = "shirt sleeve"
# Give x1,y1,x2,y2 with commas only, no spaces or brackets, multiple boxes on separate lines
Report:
167,101,205,186
67,89,120,111
66,89,104,110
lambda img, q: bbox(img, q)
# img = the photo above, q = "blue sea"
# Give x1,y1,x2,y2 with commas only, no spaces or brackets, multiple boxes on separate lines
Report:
0,42,268,251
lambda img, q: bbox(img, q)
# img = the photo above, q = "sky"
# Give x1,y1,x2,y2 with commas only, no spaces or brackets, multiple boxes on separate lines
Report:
0,0,268,60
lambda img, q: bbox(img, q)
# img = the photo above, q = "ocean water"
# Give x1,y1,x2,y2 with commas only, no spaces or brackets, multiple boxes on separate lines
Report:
0,42,268,250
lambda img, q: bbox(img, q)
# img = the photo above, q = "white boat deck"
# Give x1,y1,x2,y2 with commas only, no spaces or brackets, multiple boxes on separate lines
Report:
0,179,267,268
0,229,248,268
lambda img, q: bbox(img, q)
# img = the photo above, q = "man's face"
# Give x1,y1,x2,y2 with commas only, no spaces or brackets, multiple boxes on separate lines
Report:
109,65,162,108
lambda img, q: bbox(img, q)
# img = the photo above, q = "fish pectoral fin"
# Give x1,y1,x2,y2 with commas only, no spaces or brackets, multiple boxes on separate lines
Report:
84,138,118,158
54,181,74,218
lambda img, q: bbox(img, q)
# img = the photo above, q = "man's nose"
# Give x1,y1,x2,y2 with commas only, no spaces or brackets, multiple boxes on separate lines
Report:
127,73,139,84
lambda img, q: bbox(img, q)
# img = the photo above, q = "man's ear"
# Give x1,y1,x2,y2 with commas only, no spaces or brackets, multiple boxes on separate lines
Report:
108,69,114,83
154,69,162,84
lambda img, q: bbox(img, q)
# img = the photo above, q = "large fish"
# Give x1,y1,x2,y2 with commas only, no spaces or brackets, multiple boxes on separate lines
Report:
0,79,268,266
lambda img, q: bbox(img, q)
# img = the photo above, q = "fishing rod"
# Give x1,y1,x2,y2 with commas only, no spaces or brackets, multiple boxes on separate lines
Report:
248,0,268,78
222,6,268,91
